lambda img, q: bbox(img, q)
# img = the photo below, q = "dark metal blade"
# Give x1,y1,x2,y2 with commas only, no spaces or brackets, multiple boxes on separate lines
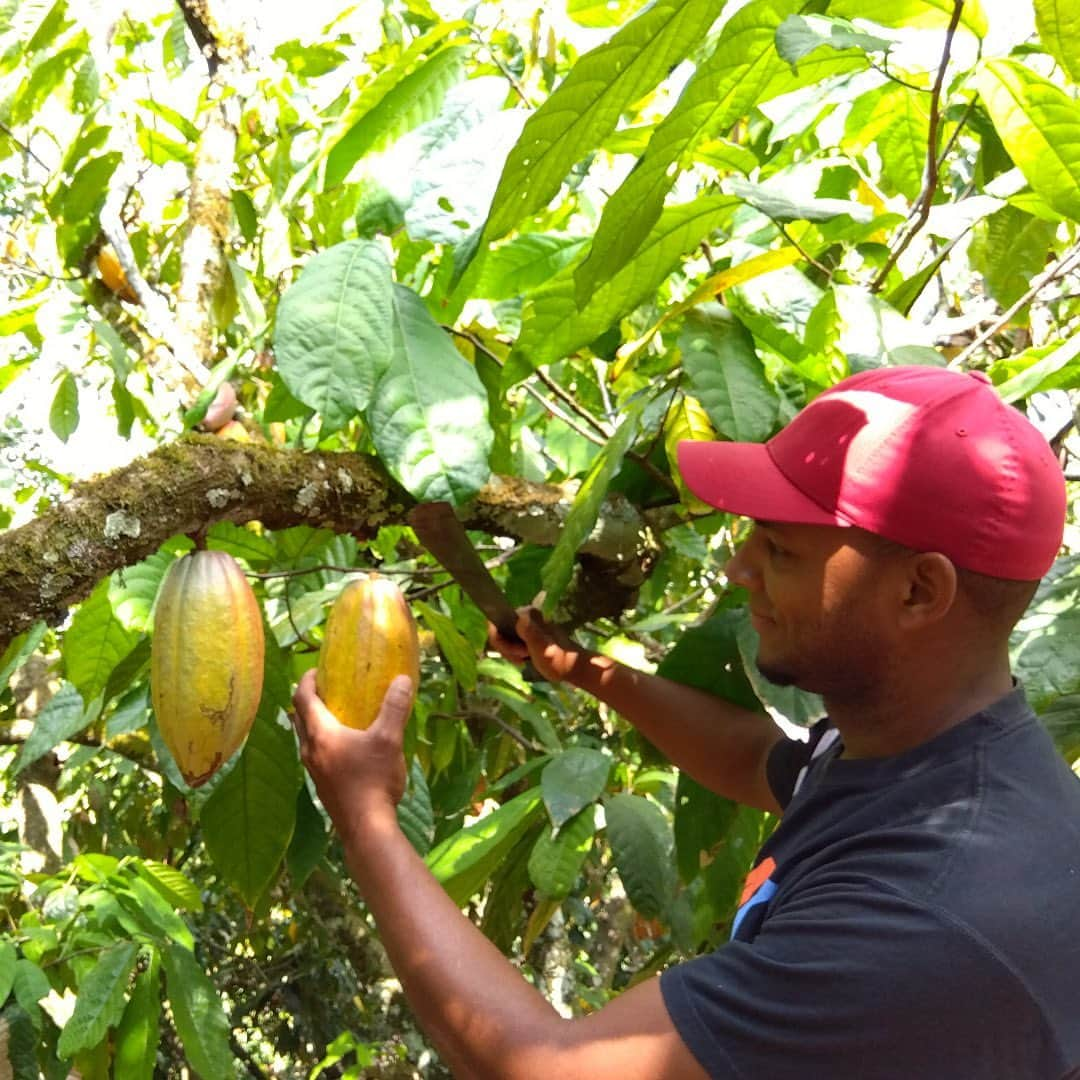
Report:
407,501,523,644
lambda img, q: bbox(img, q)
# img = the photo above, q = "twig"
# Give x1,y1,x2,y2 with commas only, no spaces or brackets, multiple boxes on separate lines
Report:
776,221,831,277
0,121,51,172
867,56,930,95
871,0,965,293
531,366,612,438
949,243,1080,368
469,25,530,106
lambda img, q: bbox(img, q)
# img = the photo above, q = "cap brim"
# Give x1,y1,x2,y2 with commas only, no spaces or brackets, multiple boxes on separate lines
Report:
677,440,844,526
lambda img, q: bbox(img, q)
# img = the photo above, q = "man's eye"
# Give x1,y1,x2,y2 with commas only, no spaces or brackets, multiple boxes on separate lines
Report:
765,538,787,559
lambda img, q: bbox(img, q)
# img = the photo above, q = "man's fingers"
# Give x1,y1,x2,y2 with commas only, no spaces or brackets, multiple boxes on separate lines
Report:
370,675,415,740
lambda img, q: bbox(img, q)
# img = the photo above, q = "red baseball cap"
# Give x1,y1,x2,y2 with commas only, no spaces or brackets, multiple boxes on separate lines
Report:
677,366,1067,580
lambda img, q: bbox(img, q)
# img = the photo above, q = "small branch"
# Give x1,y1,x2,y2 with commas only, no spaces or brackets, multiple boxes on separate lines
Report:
950,243,1080,368
867,56,930,95
0,121,51,172
776,222,830,277
871,0,965,293
469,25,530,106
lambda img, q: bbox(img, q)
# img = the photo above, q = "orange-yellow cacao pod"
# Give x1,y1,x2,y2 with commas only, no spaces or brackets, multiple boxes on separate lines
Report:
151,550,265,786
96,244,138,304
316,573,420,730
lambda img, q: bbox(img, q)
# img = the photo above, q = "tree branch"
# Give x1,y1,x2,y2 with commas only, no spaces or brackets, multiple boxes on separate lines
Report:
0,441,655,652
949,242,1080,368
871,0,965,293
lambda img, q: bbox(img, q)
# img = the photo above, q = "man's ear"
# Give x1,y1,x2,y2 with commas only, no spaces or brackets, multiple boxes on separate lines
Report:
898,552,958,629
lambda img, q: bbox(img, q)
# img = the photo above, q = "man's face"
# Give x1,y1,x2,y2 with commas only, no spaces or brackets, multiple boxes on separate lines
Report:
724,521,902,700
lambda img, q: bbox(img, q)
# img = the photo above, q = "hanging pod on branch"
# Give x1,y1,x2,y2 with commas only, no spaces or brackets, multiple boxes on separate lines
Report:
151,550,265,786
317,573,420,731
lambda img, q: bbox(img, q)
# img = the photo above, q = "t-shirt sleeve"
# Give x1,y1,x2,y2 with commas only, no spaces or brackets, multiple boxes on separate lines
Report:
659,882,1055,1080
765,719,830,809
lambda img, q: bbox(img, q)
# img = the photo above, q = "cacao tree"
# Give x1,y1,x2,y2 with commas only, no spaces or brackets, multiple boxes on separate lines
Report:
1,0,1078,1075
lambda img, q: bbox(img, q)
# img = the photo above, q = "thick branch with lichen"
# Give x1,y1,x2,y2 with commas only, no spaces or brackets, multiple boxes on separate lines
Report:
0,440,654,652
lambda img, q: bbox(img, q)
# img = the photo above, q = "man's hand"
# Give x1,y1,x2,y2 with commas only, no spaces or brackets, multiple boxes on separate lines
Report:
487,606,592,684
291,669,415,832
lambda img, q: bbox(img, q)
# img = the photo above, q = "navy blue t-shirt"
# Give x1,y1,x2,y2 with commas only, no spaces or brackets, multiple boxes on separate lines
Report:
660,688,1080,1079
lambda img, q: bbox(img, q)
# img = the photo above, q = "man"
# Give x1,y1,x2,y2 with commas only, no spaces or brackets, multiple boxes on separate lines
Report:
292,365,1080,1079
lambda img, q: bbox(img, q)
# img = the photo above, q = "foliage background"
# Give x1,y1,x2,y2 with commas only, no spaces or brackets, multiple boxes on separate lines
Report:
1,0,1078,1075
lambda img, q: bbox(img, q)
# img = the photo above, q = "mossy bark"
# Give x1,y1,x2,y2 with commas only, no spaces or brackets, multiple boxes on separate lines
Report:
0,439,654,653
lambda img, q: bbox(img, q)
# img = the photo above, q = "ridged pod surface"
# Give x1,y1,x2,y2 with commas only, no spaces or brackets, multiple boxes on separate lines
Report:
151,550,265,786
317,573,420,730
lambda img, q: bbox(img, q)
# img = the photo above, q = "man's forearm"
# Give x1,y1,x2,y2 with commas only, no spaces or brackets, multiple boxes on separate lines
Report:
340,810,565,1079
566,650,784,811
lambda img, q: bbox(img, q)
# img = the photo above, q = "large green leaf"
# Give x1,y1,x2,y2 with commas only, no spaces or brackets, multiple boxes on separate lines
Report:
0,940,16,1004
0,622,46,689
679,304,778,442
775,15,890,67
541,747,612,827
727,176,874,224
976,60,1080,223
57,940,139,1058
201,696,302,908
48,370,79,442
396,758,435,857
113,947,161,1080
62,577,139,705
830,0,987,36
528,806,597,899
14,681,94,775
470,235,589,301
0,1002,37,1080
425,787,544,905
483,0,727,242
161,941,233,1080
109,547,181,633
573,0,865,300
273,240,394,432
994,334,1080,403
1035,0,1080,83
540,398,644,615
604,792,676,920
673,773,739,885
969,205,1056,309
325,44,468,189
415,600,477,691
510,194,739,384
368,285,492,506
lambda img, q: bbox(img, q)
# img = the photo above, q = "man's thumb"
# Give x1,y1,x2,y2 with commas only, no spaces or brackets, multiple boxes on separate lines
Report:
372,675,415,736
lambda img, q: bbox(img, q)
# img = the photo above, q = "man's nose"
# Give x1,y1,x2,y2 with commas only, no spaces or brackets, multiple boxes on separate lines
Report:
724,530,761,589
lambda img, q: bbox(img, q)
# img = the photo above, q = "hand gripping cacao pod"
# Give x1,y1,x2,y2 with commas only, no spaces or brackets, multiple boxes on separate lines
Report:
151,550,265,786
317,573,420,730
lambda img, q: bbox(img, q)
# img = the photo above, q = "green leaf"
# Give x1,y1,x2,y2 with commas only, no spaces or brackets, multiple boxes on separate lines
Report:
680,305,778,442
540,398,644,615
14,681,92,775
11,958,49,1026
470,235,589,301
57,940,139,1058
674,773,739,885
657,609,763,713
273,240,394,432
528,806,597,899
480,827,540,953
116,871,194,950
368,284,493,506
976,59,1080,223
573,0,865,300
568,0,650,27
109,548,178,633
829,0,988,36
483,0,727,242
604,792,676,920
48,370,79,442
0,1001,37,1078
132,860,203,913
541,748,612,828
0,940,15,1004
325,46,467,189
161,941,233,1080
286,782,330,887
415,600,477,691
425,787,544,905
201,696,302,908
775,15,890,68
113,947,160,1080
876,87,930,201
0,622,46,689
511,194,739,383
969,205,1056,310
1036,0,1080,83
727,176,873,224
397,758,435,857
991,336,1080,402
62,577,140,705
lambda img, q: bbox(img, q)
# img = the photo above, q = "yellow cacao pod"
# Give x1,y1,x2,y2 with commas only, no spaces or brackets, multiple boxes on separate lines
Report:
151,550,265,786
317,573,420,730
96,244,138,304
